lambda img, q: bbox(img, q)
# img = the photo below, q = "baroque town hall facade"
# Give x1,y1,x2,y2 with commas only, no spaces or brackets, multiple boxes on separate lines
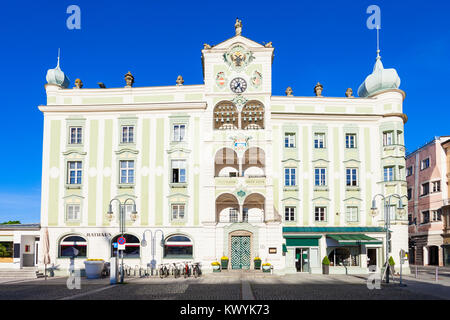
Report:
39,20,409,274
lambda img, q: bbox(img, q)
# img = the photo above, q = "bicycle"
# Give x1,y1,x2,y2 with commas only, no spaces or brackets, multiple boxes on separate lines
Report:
192,262,202,278
171,263,180,278
183,261,191,278
159,264,169,279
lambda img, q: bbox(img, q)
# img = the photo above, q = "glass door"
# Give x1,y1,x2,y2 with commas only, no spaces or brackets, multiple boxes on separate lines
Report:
295,248,310,272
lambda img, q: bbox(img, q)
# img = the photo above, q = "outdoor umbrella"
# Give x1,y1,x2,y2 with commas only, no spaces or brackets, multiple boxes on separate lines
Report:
42,227,51,280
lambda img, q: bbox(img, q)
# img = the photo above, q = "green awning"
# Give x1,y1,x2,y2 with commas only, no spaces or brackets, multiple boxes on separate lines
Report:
285,237,319,247
282,244,288,253
327,234,382,246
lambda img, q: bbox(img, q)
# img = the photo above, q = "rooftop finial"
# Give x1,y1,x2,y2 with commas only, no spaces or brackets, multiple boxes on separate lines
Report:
57,48,61,69
376,25,381,59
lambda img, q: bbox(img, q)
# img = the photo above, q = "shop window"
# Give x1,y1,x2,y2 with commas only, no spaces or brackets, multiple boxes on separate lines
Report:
328,247,360,267
59,235,87,257
164,235,193,259
111,234,140,258
0,242,13,258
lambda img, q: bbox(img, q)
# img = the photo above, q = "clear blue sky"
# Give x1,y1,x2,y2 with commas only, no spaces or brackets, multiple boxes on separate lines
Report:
0,0,448,223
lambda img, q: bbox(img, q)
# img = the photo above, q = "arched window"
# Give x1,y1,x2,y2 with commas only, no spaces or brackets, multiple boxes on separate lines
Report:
241,101,264,130
111,234,140,258
59,235,87,257
164,235,193,259
213,102,238,130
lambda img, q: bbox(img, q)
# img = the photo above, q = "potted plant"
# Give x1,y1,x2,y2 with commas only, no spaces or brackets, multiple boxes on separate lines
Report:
211,261,221,272
262,263,271,273
322,256,330,275
389,256,396,274
254,257,262,270
221,256,229,270
84,259,105,279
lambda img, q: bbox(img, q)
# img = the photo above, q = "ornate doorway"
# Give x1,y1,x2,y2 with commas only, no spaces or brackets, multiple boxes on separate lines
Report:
231,236,251,269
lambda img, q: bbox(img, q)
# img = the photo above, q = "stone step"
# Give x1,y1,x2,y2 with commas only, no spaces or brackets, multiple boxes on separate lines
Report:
0,269,38,279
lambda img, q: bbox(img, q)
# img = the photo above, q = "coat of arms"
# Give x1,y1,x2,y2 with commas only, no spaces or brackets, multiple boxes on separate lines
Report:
223,45,254,72
215,72,227,89
250,71,262,88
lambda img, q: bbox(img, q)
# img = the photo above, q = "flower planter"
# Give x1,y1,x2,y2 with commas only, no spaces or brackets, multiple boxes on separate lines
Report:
322,264,329,275
84,260,105,279
212,265,221,273
262,265,271,273
221,259,229,270
254,260,262,270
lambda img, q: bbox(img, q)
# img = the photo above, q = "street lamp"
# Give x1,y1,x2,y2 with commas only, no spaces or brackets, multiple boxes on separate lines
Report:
107,197,138,283
371,193,406,284
141,229,165,275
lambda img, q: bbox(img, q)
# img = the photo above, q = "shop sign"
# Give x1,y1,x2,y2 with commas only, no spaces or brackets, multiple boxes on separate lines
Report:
86,233,112,238
269,247,277,254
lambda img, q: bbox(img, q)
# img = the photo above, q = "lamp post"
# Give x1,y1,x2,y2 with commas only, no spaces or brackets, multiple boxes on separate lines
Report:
371,193,406,284
107,197,138,283
141,229,164,276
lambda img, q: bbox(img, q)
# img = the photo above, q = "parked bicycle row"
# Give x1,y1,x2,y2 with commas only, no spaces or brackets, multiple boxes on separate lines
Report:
109,262,202,279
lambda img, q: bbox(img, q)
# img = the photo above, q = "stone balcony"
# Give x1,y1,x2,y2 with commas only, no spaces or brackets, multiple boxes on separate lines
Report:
214,176,266,187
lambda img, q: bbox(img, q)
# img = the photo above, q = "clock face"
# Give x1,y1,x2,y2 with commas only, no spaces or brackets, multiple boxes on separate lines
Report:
230,78,247,94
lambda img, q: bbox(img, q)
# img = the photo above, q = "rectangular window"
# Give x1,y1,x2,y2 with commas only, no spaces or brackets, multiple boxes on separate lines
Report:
314,133,325,149
284,133,296,148
407,188,412,201
229,208,238,223
432,181,441,193
173,124,186,142
172,160,186,183
346,207,358,222
384,167,394,182
120,160,135,184
285,207,295,222
421,158,430,170
67,161,82,185
315,168,327,186
315,207,326,222
172,204,185,220
284,168,296,186
66,204,80,221
121,126,134,143
383,132,393,146
421,182,430,196
346,168,358,187
433,209,442,222
422,211,430,224
388,205,396,221
69,127,82,144
406,166,413,177
345,134,356,149
408,214,413,225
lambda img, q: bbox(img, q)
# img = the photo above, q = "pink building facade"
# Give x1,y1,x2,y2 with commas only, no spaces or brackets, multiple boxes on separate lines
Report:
407,137,450,266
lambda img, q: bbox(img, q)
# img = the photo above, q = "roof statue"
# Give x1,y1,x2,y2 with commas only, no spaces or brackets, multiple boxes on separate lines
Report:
235,18,242,36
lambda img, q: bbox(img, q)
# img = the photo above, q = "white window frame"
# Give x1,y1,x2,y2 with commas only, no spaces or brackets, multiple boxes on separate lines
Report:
315,207,326,222
346,168,358,187
284,133,296,148
315,168,327,186
383,131,394,146
285,207,296,222
432,209,442,222
67,161,83,185
432,180,441,193
406,166,413,177
171,204,186,221
314,133,326,149
173,124,186,142
346,206,358,222
119,160,135,184
229,208,238,223
121,125,135,144
284,168,296,186
384,167,394,182
69,127,82,144
66,204,81,221
172,160,187,183
421,158,430,170
345,134,356,149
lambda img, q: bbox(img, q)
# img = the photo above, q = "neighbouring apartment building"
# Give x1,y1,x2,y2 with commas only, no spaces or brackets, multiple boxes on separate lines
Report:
441,139,450,266
407,136,450,266
38,20,410,275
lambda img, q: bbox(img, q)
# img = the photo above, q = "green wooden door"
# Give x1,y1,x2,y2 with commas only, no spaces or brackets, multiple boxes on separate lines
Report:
231,236,251,269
